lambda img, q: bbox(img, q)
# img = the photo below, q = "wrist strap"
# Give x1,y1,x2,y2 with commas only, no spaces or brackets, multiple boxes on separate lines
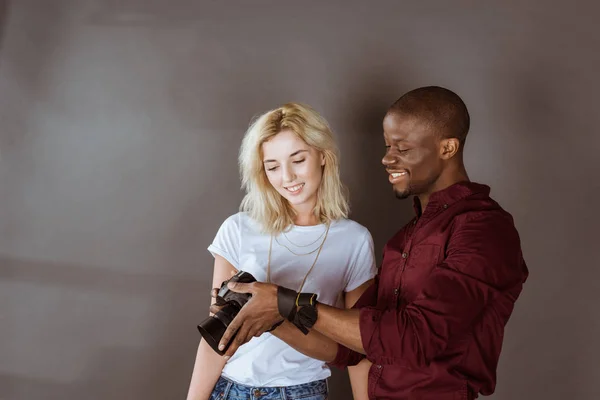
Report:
277,286,298,321
294,292,318,335
296,292,318,307
292,307,313,335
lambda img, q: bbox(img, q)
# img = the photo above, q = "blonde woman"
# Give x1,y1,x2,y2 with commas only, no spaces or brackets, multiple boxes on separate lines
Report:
186,103,376,400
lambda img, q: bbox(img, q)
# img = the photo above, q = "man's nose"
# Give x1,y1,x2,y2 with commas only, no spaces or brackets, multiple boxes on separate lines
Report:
382,151,396,166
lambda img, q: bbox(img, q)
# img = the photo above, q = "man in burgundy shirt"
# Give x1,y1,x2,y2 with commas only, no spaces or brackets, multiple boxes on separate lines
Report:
214,86,529,399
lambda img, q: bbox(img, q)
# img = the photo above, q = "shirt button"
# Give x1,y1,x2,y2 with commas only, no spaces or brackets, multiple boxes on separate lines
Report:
377,364,382,369
443,203,448,209
394,288,399,295
402,252,408,258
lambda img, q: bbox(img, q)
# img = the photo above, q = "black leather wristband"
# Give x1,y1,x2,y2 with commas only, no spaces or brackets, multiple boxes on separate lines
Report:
292,301,319,335
277,286,298,321
296,292,318,307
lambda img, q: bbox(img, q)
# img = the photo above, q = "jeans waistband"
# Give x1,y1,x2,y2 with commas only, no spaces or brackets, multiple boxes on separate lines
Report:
214,375,328,399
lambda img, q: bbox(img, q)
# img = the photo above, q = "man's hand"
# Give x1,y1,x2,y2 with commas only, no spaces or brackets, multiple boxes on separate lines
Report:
217,281,283,358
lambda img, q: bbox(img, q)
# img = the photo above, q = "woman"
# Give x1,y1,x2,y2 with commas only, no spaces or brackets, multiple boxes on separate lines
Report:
187,103,376,400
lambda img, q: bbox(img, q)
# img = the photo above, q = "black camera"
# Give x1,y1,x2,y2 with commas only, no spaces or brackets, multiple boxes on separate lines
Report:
197,270,256,355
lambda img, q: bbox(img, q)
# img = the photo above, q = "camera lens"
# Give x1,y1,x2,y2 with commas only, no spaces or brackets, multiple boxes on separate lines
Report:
197,303,241,355
197,317,227,354
197,271,257,355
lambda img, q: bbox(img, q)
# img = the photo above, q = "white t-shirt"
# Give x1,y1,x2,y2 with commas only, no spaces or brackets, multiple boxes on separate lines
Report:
207,212,377,387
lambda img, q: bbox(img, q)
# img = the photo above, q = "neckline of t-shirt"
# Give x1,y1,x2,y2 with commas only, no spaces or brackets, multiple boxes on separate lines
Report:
288,219,340,232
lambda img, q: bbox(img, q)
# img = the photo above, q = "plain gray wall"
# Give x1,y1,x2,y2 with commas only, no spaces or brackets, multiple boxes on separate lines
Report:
1,1,599,399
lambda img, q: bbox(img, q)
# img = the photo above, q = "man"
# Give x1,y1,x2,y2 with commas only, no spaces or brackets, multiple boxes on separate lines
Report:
213,86,528,399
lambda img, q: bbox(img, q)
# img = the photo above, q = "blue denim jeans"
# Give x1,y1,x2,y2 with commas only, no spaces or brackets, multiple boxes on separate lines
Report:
209,375,328,400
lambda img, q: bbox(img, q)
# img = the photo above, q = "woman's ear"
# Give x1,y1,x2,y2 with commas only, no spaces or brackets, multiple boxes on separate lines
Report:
320,152,326,166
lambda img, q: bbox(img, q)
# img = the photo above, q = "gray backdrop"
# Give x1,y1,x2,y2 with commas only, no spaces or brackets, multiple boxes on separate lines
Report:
1,1,598,399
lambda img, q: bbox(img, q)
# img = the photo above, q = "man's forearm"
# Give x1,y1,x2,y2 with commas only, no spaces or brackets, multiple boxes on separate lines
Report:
217,281,367,360
270,321,339,362
313,303,365,354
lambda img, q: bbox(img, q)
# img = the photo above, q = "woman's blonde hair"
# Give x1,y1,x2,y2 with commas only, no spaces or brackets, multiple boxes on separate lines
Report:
238,102,349,234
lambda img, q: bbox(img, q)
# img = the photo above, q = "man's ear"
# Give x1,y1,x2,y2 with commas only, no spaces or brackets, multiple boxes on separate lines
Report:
440,138,460,159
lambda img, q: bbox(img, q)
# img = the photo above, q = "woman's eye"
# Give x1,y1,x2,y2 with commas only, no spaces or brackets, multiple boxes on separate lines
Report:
293,159,305,164
267,166,279,171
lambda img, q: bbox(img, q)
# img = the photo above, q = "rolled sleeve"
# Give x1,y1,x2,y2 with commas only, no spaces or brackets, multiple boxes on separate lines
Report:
358,307,384,361
327,344,365,369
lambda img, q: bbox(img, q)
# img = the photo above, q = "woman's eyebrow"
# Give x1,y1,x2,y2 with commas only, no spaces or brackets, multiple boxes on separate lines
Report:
263,149,308,163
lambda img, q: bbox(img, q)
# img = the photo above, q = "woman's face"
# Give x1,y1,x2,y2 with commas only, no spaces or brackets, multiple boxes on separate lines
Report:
262,129,325,213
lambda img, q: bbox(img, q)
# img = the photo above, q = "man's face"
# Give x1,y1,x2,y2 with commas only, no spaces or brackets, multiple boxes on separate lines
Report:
381,112,444,199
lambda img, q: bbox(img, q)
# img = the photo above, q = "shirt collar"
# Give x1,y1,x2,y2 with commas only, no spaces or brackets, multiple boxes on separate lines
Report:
412,181,491,217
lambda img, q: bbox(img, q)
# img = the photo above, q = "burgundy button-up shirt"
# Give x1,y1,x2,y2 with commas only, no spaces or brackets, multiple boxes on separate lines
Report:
330,182,528,400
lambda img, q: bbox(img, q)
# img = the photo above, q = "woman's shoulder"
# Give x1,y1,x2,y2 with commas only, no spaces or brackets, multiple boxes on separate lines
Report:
219,211,262,233
331,218,372,239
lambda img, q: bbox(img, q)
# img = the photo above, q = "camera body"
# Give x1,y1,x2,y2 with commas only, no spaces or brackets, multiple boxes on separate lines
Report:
197,271,256,355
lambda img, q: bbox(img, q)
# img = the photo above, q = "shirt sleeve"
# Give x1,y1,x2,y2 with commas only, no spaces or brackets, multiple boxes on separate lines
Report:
359,212,527,368
328,343,367,369
207,213,241,269
344,230,378,292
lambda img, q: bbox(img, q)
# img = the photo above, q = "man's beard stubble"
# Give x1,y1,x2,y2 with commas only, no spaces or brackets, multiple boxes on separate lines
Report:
394,188,411,200
395,173,440,200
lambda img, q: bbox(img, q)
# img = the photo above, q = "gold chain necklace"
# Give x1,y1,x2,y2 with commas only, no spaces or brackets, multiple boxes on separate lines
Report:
266,223,330,293
274,236,322,256
282,224,327,248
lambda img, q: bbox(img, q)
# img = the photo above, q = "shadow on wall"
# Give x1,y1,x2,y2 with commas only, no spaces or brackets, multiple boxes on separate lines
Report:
0,1,68,102
0,0,70,226
0,0,9,54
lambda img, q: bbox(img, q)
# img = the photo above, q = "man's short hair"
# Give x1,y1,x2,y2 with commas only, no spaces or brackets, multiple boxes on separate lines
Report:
388,86,470,146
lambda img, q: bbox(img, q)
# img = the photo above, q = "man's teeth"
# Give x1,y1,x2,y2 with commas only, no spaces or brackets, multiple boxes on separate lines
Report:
286,184,303,192
391,172,407,178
